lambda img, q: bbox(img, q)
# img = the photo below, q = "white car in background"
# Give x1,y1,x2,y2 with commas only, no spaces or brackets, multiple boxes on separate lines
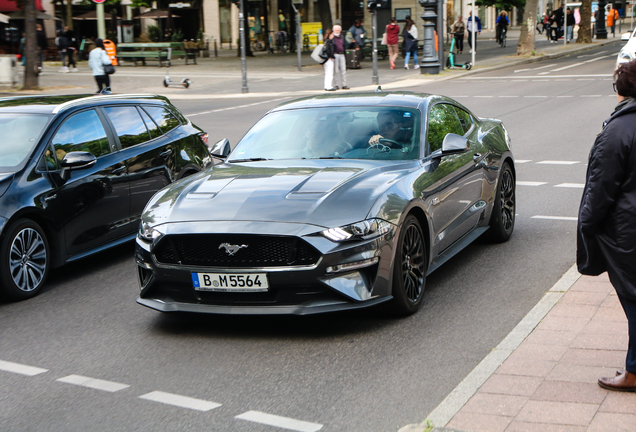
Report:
617,29,636,68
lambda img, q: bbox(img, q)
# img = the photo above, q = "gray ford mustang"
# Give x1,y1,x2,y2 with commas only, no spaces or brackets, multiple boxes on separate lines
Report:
135,92,515,316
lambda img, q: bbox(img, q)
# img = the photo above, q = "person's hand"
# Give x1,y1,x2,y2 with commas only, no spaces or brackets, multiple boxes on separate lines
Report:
369,134,383,145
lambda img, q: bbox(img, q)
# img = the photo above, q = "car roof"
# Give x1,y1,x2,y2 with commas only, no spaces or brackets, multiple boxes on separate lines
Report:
0,94,168,115
271,91,433,111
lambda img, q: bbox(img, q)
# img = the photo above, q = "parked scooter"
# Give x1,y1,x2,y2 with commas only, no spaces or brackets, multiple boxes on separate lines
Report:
162,48,191,89
446,32,472,70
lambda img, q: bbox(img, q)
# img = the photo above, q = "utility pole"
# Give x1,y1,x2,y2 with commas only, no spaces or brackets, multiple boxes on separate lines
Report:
291,0,303,72
371,7,378,84
239,0,248,93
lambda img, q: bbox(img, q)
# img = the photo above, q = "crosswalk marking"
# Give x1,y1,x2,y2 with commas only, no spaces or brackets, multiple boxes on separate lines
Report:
236,411,323,432
517,181,548,186
139,391,221,411
56,375,130,392
555,183,585,188
531,215,578,221
537,160,579,165
0,360,48,376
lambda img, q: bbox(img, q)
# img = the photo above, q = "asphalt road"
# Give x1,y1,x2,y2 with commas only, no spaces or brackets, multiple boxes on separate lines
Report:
0,42,622,432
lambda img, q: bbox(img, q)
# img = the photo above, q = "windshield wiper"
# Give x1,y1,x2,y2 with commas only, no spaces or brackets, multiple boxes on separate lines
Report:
228,157,271,163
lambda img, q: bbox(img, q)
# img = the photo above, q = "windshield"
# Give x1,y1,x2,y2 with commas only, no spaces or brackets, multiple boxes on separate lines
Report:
230,107,421,161
0,114,51,170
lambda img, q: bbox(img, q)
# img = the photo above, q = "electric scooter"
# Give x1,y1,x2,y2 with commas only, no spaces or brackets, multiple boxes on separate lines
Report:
446,32,472,70
162,48,192,89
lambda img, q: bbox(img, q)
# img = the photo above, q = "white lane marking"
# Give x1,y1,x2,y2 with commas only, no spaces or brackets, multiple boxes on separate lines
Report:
517,181,548,186
462,74,612,79
498,95,519,98
578,50,607,58
236,411,323,432
188,97,290,117
577,78,595,81
56,375,130,392
524,95,548,98
556,95,574,98
548,55,614,73
531,215,578,221
0,360,48,376
515,159,531,163
473,96,493,98
537,160,580,165
514,64,556,73
139,391,221,411
555,183,585,188
581,95,602,97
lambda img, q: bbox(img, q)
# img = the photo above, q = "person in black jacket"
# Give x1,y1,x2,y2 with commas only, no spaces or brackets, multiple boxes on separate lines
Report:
566,8,576,42
322,29,336,91
578,60,636,392
36,24,47,70
55,30,69,73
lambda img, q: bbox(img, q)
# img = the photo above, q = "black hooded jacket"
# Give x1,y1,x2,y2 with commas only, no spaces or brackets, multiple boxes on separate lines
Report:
577,98,636,300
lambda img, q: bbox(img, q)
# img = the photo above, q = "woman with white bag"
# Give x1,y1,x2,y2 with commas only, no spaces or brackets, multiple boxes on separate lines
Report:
322,29,336,91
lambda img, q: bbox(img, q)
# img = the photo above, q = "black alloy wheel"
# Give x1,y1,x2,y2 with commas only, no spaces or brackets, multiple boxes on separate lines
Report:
390,215,427,316
0,219,50,301
485,162,515,242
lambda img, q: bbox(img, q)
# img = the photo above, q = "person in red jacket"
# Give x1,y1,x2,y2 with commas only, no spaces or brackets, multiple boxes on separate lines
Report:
385,17,400,69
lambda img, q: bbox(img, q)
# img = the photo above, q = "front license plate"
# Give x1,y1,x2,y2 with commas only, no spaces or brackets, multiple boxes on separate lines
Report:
191,273,269,292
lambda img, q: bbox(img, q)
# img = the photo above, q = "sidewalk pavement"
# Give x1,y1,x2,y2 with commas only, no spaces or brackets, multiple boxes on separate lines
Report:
3,30,622,100
400,269,636,432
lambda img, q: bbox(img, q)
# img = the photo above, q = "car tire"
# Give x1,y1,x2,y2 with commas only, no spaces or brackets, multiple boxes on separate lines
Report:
0,219,50,301
485,162,515,243
390,215,427,316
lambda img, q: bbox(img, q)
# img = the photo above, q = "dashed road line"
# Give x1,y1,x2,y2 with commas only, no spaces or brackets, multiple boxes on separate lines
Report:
56,375,130,392
517,181,548,186
139,391,221,412
236,411,323,432
0,360,48,376
514,64,557,73
188,97,290,117
555,183,585,188
515,159,531,163
531,215,578,221
580,95,602,97
537,160,580,165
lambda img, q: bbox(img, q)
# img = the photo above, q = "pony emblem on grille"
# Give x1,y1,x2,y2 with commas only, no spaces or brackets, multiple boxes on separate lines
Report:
219,243,248,256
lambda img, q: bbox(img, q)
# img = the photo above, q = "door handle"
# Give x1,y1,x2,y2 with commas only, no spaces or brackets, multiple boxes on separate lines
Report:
159,149,173,159
112,166,126,175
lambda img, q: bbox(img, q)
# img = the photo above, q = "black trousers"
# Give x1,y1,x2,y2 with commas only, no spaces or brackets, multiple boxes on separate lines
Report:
67,49,76,68
467,31,477,50
454,34,464,53
95,75,110,93
617,294,636,374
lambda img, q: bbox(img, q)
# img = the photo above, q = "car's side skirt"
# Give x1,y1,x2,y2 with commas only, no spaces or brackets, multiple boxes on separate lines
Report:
427,226,489,275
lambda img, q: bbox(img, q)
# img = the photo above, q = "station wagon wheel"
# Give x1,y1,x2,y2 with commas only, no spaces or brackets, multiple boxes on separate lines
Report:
0,219,50,301
485,162,515,243
390,215,427,316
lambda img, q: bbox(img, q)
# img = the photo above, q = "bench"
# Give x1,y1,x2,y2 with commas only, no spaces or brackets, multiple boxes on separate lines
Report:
116,42,197,67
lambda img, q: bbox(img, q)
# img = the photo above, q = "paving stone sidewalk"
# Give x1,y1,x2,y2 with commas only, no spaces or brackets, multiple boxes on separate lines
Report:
404,272,636,432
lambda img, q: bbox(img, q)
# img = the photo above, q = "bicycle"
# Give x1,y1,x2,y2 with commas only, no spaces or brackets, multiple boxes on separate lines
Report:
251,39,266,52
499,28,507,47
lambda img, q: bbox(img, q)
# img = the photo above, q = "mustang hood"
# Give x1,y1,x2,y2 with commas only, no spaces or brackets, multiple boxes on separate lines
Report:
145,161,416,229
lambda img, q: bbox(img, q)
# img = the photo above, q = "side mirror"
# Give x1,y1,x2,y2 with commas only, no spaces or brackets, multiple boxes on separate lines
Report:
60,151,97,180
210,138,231,159
441,133,469,154
622,32,632,41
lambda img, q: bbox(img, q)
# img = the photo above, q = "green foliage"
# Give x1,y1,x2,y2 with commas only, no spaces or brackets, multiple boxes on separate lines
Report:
196,29,204,41
475,0,526,10
147,25,161,42
171,29,184,42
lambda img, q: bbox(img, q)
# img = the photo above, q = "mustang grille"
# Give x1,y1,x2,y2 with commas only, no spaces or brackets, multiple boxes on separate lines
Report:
153,234,321,267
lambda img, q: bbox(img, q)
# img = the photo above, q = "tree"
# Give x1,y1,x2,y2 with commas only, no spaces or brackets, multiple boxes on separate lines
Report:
475,0,525,10
577,0,593,43
516,0,538,55
316,0,332,33
11,0,38,89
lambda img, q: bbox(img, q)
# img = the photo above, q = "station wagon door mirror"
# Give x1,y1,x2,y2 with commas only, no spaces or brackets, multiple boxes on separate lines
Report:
210,138,231,159
441,133,469,155
60,151,97,180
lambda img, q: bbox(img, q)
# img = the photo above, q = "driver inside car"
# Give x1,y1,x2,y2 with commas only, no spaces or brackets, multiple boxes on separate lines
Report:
368,110,413,146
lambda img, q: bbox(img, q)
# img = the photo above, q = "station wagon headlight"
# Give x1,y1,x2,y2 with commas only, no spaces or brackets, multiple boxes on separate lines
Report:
322,219,394,242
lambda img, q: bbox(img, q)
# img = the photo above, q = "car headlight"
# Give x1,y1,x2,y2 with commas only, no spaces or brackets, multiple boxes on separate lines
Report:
619,50,633,61
138,220,162,242
321,218,394,242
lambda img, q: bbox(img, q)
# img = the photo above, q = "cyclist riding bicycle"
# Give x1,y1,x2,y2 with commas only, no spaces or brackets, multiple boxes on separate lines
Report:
496,11,509,46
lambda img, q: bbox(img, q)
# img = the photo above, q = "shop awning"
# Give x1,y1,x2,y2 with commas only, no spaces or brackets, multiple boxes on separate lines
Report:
135,10,180,19
74,11,121,20
8,10,60,20
0,13,8,24
0,0,45,13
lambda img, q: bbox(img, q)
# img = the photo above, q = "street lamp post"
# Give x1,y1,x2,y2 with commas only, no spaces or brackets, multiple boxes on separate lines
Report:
292,0,303,72
239,0,248,93
418,0,441,74
596,0,608,39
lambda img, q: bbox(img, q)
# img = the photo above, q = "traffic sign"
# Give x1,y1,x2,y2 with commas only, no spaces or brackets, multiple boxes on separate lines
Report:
93,0,106,3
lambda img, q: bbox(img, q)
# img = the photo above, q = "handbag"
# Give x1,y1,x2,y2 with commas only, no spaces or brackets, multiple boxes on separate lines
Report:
381,32,387,45
103,63,115,75
311,45,325,64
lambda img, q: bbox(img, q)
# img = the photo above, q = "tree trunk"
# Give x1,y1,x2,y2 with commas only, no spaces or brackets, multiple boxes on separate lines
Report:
66,0,73,31
517,0,538,55
23,0,39,90
577,0,592,43
317,0,332,33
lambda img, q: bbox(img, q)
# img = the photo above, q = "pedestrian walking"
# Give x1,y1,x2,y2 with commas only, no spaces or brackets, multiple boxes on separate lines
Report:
403,18,419,70
592,7,598,38
496,11,509,45
55,30,69,73
36,24,47,70
322,29,336,91
566,8,575,42
18,32,25,66
89,38,112,93
542,13,550,35
451,16,465,54
606,4,619,37
64,26,78,72
386,17,400,69
331,25,349,90
466,11,481,53
577,60,636,393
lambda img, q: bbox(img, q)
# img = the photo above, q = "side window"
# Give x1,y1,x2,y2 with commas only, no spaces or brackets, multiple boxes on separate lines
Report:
38,144,59,171
138,107,161,139
51,110,110,160
427,104,465,153
142,106,180,134
453,107,473,135
103,106,150,149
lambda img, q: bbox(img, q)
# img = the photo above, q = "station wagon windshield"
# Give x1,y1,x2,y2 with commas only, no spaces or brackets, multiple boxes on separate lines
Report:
230,107,421,161
0,114,51,170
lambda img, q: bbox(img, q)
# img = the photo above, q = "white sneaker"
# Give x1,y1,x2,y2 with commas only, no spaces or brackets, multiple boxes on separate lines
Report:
404,65,409,69
469,49,472,53
414,65,420,69
71,68,79,72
